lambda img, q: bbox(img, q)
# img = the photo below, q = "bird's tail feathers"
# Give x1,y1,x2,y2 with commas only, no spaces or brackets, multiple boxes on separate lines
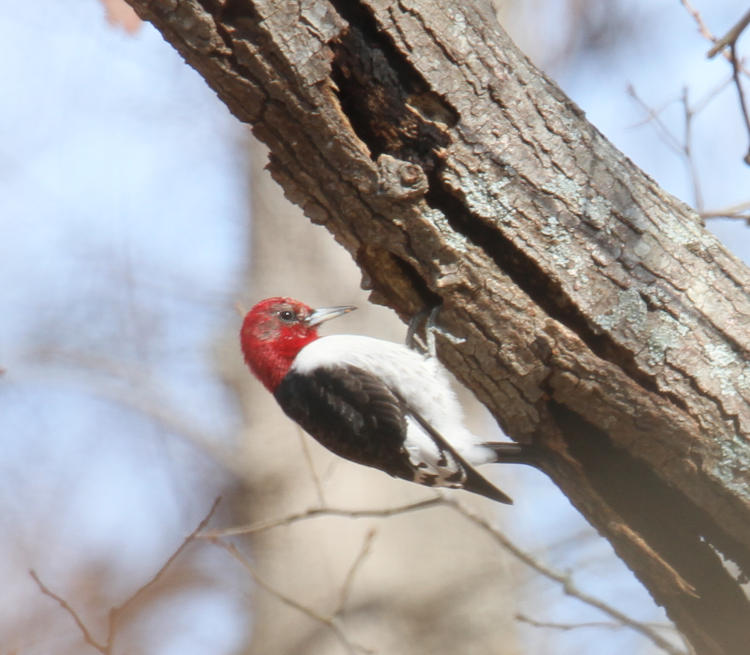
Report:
483,442,539,466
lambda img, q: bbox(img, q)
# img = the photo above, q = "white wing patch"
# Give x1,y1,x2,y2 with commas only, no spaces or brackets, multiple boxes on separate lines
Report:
294,336,480,448
404,417,467,488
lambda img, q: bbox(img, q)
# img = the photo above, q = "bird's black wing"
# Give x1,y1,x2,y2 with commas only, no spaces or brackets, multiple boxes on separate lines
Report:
275,365,514,504
274,366,415,481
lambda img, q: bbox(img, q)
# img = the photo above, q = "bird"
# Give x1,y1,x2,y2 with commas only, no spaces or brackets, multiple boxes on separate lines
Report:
240,297,534,503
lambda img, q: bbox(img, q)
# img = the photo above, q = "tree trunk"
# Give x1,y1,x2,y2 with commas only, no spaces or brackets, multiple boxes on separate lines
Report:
126,1,750,653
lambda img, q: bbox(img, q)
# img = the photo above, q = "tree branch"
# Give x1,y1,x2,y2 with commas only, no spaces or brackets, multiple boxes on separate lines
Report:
205,494,687,654
212,538,374,655
199,497,444,538
681,2,750,164
729,42,750,164
706,9,750,59
29,569,108,654
30,497,222,654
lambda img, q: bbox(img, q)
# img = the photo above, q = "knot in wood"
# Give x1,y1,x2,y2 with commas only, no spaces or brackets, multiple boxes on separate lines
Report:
376,154,428,200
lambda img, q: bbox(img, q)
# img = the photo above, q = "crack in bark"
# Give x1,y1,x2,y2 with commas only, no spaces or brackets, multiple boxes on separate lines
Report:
426,164,680,404
325,0,686,417
328,11,455,167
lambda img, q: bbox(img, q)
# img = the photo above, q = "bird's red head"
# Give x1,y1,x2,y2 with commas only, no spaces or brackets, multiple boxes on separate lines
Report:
240,297,356,392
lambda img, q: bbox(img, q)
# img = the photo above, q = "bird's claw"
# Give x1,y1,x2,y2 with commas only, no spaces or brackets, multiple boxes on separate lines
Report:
406,305,465,357
406,308,430,353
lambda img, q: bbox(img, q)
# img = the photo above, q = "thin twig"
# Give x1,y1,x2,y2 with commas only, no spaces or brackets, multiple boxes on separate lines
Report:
679,0,717,45
626,85,684,156
515,612,677,634
627,85,703,209
335,529,376,616
700,198,750,222
207,493,685,654
702,199,750,214
702,213,750,222
213,539,373,655
296,426,327,506
110,497,222,625
729,43,750,164
441,497,688,655
691,74,734,115
29,570,107,653
681,87,704,210
707,8,750,58
30,497,222,654
678,1,748,70
701,196,750,224
198,496,444,538
679,2,750,164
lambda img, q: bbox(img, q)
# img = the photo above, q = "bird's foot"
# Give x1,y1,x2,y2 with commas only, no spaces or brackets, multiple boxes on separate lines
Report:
406,308,430,354
406,306,465,357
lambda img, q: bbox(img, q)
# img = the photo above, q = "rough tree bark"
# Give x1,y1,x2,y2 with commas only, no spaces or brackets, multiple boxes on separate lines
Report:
126,1,750,653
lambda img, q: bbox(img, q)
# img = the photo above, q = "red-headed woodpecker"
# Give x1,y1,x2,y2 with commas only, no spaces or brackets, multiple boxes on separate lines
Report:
240,297,532,503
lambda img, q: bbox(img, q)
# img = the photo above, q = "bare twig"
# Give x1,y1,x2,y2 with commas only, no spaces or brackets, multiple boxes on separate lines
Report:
296,426,327,506
679,0,717,45
626,85,684,156
702,213,750,223
30,498,222,654
515,612,676,633
335,529,376,616
627,85,704,209
681,87,704,210
110,497,222,626
691,74,734,115
680,2,750,164
516,612,697,655
29,570,107,653
679,0,749,71
213,539,374,655
442,497,687,655
207,493,685,655
707,9,750,59
199,496,444,538
700,198,750,223
729,43,750,164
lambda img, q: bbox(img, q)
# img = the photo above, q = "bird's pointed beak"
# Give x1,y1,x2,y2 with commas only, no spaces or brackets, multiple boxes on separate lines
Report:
306,305,357,327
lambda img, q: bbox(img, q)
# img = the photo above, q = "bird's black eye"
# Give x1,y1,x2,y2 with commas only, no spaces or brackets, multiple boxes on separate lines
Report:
278,310,296,322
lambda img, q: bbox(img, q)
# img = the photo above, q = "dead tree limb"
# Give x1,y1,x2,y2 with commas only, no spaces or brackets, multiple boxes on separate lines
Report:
124,1,750,653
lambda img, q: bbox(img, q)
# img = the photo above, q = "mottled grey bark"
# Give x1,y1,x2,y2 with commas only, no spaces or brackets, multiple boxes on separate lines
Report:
126,1,750,653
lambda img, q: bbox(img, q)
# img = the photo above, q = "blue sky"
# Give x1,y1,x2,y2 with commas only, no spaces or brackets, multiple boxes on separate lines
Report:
1,2,249,653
